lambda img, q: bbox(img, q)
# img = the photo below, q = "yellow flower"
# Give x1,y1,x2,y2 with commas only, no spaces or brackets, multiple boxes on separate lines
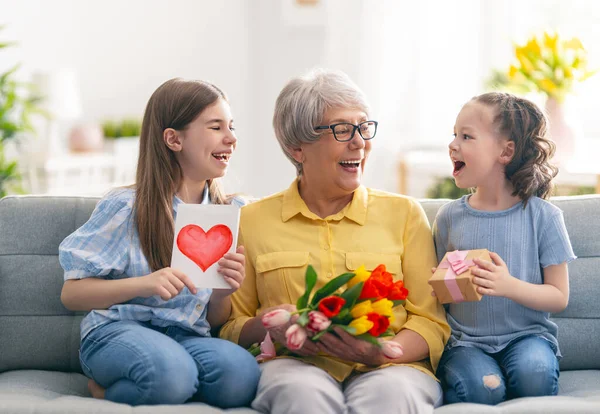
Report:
538,78,558,94
564,37,583,51
496,31,594,99
516,48,534,74
351,301,373,318
544,32,559,54
572,55,587,70
371,298,394,317
563,66,573,80
347,265,371,289
348,315,374,336
525,38,541,58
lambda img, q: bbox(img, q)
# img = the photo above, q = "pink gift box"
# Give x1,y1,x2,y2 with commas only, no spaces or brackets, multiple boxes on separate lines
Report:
429,249,491,304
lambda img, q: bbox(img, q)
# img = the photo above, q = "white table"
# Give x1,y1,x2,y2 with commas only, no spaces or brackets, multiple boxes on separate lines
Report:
22,150,137,196
563,140,600,194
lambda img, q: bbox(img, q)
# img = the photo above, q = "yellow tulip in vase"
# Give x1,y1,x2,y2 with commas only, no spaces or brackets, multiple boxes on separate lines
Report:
489,32,596,166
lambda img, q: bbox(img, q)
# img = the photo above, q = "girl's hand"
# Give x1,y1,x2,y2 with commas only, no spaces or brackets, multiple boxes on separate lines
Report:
138,267,197,300
212,246,246,300
472,252,518,298
316,327,385,366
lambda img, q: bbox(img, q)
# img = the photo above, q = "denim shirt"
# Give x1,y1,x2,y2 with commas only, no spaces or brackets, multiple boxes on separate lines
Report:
59,187,244,340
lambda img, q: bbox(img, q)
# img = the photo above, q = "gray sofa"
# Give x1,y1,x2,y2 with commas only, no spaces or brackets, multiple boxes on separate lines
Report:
1,195,599,413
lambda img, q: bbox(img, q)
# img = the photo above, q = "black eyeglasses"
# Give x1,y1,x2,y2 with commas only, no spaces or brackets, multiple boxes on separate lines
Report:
315,120,378,142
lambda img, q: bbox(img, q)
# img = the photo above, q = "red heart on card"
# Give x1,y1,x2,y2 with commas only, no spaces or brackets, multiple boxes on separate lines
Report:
176,224,233,271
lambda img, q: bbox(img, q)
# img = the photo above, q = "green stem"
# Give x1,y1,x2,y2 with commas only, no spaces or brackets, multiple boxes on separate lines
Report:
291,308,311,315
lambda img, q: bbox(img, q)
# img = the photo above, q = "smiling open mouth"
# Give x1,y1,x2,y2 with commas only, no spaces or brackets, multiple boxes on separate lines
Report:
339,160,361,169
453,161,465,175
212,153,231,162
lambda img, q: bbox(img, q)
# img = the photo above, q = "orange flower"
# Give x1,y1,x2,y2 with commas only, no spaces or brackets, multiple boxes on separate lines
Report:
359,265,394,301
388,280,409,301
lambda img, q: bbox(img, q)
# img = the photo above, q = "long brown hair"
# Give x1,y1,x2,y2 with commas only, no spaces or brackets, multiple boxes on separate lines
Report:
474,92,558,206
134,78,231,271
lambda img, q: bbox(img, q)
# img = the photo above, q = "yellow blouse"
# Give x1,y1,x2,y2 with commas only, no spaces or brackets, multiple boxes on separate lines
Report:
220,180,450,382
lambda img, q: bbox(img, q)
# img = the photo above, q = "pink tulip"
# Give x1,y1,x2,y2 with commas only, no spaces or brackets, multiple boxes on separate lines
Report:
261,309,292,328
380,340,404,359
306,311,331,333
256,332,276,362
285,324,307,350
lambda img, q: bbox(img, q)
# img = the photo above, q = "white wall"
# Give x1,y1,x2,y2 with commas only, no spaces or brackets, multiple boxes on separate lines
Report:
1,0,250,119
2,0,599,198
243,0,328,196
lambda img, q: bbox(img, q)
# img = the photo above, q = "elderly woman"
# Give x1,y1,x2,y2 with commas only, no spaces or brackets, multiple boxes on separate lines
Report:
220,69,449,413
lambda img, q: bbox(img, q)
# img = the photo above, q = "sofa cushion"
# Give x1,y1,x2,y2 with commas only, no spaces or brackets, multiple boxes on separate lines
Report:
0,196,97,373
434,369,600,413
0,370,88,399
0,315,83,373
1,370,598,413
557,370,600,397
0,371,258,413
435,396,600,413
554,318,600,370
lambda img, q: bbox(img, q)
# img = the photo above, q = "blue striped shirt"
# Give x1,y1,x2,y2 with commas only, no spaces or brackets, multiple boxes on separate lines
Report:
59,187,244,340
433,195,576,356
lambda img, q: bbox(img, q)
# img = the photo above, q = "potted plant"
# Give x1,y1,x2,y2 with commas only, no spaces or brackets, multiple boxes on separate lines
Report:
101,117,141,157
102,118,142,140
488,32,596,166
426,177,471,200
0,27,43,197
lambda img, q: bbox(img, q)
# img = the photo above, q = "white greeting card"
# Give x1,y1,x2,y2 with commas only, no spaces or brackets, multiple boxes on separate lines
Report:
171,204,240,288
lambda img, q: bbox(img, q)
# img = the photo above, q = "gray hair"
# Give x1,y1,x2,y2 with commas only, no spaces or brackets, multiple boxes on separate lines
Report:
273,69,370,175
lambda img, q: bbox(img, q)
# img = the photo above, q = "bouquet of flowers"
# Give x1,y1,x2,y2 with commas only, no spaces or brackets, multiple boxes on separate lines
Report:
488,31,596,102
252,264,408,361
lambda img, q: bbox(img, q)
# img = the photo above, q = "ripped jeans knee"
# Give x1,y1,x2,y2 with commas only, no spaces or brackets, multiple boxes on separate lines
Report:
438,347,507,405
482,374,502,390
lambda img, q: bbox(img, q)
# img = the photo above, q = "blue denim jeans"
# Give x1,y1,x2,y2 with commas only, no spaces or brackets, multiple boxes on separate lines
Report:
79,320,260,407
437,335,559,405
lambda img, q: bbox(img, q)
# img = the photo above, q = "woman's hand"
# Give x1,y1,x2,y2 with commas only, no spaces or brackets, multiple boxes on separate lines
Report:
316,327,386,366
259,304,320,357
260,304,298,318
212,246,246,300
137,267,197,300
472,252,518,298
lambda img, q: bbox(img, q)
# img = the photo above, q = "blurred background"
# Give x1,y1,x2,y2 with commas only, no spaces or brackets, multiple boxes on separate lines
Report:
1,0,599,200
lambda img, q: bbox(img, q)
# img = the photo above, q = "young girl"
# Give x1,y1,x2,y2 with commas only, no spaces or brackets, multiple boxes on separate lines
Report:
434,92,576,405
59,79,260,407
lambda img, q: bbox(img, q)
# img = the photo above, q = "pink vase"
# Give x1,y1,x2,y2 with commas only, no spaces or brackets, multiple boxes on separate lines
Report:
68,124,104,152
544,97,580,167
